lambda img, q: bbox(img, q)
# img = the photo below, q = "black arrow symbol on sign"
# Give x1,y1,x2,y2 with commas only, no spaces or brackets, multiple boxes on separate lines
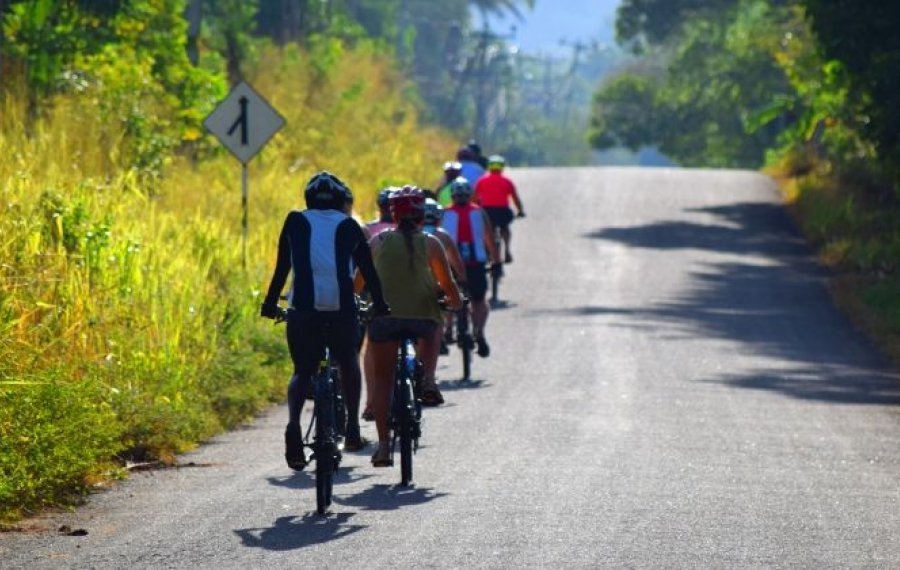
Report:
227,96,249,145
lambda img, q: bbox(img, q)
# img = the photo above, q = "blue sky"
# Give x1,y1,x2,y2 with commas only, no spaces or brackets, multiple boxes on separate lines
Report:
475,0,621,53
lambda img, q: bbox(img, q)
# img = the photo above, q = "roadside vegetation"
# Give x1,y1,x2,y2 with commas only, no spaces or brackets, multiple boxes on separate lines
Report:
590,1,900,366
0,1,455,524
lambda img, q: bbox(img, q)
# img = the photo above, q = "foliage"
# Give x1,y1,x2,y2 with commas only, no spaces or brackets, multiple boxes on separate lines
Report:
0,30,453,522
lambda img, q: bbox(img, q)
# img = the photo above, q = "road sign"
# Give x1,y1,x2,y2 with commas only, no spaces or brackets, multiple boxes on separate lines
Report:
203,81,285,164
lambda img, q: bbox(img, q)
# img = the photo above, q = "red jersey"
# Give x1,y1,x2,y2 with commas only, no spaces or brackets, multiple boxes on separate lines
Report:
475,172,518,208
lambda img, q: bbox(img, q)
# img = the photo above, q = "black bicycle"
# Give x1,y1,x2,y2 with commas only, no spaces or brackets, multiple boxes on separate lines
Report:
455,302,474,382
304,352,345,514
390,335,423,486
276,308,345,515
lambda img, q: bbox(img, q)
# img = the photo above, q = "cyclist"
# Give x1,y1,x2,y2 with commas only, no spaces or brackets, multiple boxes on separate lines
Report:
435,161,462,207
474,154,524,263
366,187,396,238
421,198,467,400
467,139,488,169
359,186,463,466
456,147,485,188
443,177,501,358
260,171,389,470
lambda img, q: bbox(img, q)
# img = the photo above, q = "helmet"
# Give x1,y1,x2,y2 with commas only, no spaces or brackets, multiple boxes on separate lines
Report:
449,176,473,203
443,161,462,176
389,185,426,222
424,198,443,226
487,154,505,172
456,146,476,162
467,140,482,156
376,187,396,208
304,171,351,210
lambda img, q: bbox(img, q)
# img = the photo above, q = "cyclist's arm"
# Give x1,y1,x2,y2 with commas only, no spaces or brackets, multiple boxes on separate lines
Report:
434,228,466,283
509,181,524,215
350,224,387,307
262,213,293,307
426,235,463,310
480,210,501,264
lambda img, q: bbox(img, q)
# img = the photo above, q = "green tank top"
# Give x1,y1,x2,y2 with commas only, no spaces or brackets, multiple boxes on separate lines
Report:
374,231,442,323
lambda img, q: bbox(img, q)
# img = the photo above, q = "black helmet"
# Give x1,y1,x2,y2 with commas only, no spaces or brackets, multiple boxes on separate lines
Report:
467,139,482,156
456,146,476,162
376,187,396,208
304,171,351,210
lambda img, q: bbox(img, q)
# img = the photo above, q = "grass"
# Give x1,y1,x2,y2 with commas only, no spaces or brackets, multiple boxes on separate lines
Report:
0,42,455,523
768,153,900,366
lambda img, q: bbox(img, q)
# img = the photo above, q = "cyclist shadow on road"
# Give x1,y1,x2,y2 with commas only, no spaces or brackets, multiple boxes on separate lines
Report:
267,465,374,491
333,483,448,511
234,512,366,551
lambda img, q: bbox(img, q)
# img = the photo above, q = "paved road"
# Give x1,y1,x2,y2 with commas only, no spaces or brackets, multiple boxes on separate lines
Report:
4,167,900,568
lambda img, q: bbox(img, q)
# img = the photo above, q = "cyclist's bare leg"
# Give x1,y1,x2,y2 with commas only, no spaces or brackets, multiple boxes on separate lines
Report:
471,299,489,337
419,326,442,388
500,225,512,260
362,336,375,413
368,339,400,444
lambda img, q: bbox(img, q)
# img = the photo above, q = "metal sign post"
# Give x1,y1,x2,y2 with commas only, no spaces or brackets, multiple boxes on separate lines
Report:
203,81,285,269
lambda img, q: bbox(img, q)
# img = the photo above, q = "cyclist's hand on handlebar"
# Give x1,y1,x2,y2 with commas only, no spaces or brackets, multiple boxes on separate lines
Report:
260,302,280,320
371,300,391,318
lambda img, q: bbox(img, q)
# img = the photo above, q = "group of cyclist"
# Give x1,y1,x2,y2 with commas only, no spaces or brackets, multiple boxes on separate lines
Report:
260,141,525,471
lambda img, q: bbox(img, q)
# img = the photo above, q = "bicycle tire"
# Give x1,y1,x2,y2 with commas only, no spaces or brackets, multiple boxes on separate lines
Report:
314,376,336,515
457,309,472,381
398,376,414,486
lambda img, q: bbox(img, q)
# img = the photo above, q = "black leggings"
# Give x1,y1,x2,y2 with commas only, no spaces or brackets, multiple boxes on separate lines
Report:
285,311,361,435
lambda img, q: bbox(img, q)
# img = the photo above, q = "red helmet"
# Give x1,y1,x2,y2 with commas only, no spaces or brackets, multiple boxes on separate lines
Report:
389,185,426,222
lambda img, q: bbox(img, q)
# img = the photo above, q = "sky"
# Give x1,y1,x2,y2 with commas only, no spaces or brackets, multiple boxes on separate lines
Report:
475,0,622,54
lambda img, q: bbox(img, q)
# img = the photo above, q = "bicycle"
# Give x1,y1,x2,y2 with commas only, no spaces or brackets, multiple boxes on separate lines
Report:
390,333,424,486
276,308,345,515
454,300,474,382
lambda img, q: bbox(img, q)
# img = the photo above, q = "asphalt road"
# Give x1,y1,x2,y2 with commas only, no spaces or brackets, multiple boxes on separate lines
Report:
4,167,900,568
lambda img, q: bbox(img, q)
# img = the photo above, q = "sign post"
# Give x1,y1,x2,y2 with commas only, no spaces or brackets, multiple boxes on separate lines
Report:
203,81,285,269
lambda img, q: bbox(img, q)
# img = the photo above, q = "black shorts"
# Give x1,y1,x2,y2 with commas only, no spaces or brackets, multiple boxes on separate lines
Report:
484,207,514,230
465,264,488,302
368,317,438,342
286,310,359,376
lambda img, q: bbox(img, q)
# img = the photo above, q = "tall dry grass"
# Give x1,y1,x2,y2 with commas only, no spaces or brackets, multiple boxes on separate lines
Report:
0,41,455,523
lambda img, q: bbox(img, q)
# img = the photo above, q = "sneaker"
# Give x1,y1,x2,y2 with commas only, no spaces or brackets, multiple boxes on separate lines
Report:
420,386,445,407
439,339,449,355
284,424,307,471
504,251,513,264
475,335,490,358
371,443,393,467
344,434,370,452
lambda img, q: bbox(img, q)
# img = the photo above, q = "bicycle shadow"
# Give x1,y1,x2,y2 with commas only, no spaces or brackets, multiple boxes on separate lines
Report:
267,466,373,490
332,483,448,511
438,378,489,391
233,512,366,551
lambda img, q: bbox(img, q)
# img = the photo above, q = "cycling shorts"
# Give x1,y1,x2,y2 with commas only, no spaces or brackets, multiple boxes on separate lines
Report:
286,310,359,377
484,207,514,230
368,317,438,342
465,264,488,302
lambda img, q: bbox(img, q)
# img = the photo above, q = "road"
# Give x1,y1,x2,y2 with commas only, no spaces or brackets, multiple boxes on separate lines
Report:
4,167,900,568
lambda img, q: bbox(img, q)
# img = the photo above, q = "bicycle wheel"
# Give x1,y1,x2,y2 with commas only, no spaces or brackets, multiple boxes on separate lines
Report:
314,377,336,514
457,309,472,381
398,375,415,486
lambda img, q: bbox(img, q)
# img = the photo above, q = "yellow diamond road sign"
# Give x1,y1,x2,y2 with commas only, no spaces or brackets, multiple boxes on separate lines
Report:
203,81,285,164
